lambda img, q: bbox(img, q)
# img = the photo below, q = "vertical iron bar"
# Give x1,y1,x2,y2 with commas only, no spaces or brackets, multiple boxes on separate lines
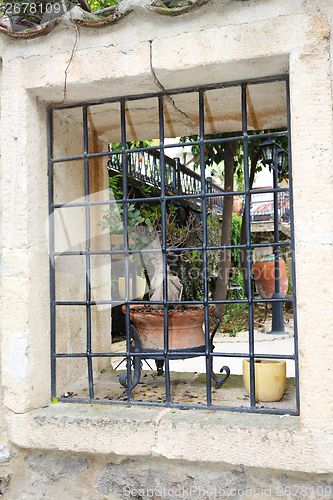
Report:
159,95,170,404
48,107,56,399
286,76,300,413
242,85,255,408
176,157,181,195
121,99,132,401
172,160,176,191
132,260,137,301
208,177,213,211
200,91,212,407
83,106,94,400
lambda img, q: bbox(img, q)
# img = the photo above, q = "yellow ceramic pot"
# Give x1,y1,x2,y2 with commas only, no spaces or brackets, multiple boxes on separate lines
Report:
118,277,146,300
242,358,286,402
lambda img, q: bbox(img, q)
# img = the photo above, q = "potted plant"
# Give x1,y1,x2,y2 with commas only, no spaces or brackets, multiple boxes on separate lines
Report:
99,199,212,344
99,196,225,365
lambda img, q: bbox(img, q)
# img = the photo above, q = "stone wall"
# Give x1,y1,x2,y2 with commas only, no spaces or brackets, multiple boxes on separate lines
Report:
3,451,333,500
0,0,333,497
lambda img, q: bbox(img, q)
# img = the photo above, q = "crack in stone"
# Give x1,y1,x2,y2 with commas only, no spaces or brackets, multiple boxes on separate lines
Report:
149,40,193,126
151,407,169,455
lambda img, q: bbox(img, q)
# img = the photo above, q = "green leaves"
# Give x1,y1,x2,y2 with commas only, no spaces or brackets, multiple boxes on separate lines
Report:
207,214,219,228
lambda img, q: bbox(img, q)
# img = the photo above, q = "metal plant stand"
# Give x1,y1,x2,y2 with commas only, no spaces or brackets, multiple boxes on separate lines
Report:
119,321,230,392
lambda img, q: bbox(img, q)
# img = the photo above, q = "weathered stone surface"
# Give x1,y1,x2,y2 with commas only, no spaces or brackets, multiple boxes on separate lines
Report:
0,444,13,463
4,453,333,500
25,453,89,481
95,458,333,500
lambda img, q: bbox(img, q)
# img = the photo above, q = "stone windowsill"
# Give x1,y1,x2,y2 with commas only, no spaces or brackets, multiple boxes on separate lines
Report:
6,403,333,473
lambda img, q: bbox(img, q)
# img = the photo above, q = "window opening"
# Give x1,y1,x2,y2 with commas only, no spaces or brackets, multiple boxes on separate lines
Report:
48,75,299,414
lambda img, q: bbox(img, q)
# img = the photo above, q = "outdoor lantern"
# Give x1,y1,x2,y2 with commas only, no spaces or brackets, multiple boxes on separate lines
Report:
276,146,288,174
260,139,278,166
260,140,288,175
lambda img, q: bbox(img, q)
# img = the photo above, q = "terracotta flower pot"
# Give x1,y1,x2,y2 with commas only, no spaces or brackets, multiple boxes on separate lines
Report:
242,358,286,402
122,305,215,350
253,255,288,299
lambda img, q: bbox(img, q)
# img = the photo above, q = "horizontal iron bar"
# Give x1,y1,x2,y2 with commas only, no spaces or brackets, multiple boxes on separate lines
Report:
54,352,129,358
55,396,298,415
52,131,288,163
251,241,292,249
51,187,289,210
253,297,293,303
53,296,293,307
53,351,296,361
52,155,85,163
209,352,296,360
52,248,162,257
105,351,296,360
52,240,291,258
205,130,288,145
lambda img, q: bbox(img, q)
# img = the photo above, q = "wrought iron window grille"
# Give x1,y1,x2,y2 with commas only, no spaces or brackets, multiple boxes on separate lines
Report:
48,74,299,414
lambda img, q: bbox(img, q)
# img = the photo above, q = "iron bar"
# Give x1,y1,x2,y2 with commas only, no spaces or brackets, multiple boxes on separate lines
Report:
54,351,296,361
53,296,293,307
286,76,300,414
242,84,256,409
83,106,94,401
54,393,299,415
48,107,57,400
120,99,133,402
159,95,171,405
199,90,213,406
52,240,291,258
51,127,288,163
51,186,289,210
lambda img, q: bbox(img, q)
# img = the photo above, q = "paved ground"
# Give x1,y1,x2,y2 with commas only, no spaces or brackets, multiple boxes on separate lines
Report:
59,319,296,411
169,325,295,377
91,319,297,411
111,319,295,377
